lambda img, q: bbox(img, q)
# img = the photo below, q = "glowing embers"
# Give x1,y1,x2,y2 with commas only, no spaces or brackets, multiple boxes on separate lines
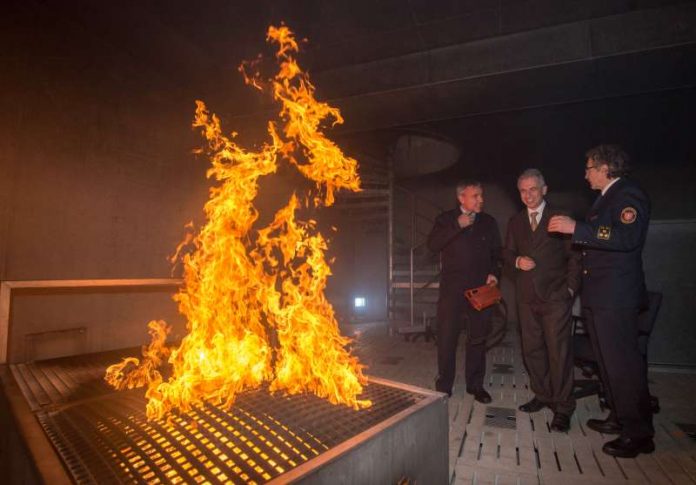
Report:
105,23,369,420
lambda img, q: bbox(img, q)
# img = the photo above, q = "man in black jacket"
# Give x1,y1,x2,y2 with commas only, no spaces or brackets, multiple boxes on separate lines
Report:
427,180,502,403
503,169,581,432
548,144,653,457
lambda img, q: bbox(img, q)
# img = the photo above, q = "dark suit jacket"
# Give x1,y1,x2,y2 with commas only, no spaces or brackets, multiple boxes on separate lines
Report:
427,209,502,291
573,178,650,309
503,204,582,303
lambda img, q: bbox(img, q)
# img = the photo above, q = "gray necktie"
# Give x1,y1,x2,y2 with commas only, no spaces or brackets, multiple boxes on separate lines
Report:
530,211,539,231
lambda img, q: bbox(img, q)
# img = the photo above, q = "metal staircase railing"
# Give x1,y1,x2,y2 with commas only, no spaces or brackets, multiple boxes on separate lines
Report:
332,151,444,329
389,185,443,329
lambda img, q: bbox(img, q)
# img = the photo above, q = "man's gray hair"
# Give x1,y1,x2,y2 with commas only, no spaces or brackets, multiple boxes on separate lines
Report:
456,178,482,194
517,168,546,187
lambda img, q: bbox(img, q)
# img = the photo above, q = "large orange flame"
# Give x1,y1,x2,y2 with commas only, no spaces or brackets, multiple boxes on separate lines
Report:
106,25,370,419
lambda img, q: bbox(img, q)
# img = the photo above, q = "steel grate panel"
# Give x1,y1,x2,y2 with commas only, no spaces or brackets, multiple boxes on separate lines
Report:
11,348,142,411
34,379,422,484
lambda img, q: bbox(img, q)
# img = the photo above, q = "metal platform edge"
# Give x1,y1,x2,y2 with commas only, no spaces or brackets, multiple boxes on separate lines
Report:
0,364,72,484
2,366,448,485
271,376,449,485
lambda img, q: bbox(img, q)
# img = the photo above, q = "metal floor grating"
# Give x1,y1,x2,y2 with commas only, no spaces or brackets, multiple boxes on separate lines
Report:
10,348,142,410
11,351,424,484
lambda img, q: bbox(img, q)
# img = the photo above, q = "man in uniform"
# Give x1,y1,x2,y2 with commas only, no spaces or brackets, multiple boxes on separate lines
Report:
427,180,502,403
548,144,653,457
503,169,581,432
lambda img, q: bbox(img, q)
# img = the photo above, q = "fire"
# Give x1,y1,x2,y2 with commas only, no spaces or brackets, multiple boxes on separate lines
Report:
106,25,370,420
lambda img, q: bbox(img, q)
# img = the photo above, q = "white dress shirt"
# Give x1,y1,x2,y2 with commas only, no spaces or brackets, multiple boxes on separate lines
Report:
527,199,546,227
601,177,621,196
516,199,546,269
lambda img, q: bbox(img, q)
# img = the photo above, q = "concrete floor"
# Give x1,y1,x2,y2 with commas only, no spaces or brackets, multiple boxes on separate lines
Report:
349,321,696,485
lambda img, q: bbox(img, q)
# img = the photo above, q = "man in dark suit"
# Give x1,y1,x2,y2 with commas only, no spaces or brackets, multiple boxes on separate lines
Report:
427,179,502,403
549,144,653,457
503,169,581,432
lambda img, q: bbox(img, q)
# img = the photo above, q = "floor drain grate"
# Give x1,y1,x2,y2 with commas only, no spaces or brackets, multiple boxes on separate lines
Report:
484,406,517,429
492,364,514,374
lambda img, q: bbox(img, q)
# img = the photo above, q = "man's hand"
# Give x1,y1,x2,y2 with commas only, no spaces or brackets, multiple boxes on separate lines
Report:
486,274,498,286
457,212,475,228
547,215,576,234
517,256,536,271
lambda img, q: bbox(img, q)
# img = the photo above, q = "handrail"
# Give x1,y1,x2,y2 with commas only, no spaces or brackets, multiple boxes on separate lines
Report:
0,278,183,364
390,184,445,328
413,272,441,296
408,245,440,326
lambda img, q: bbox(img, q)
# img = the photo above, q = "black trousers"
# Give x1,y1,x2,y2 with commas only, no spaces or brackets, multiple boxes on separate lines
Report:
518,296,576,415
435,286,491,394
583,306,654,439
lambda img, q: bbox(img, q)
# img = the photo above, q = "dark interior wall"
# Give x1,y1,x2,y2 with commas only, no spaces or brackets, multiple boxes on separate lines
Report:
0,69,206,361
1,4,215,360
2,0,695,362
418,87,696,219
643,221,696,365
327,225,388,323
0,1,380,360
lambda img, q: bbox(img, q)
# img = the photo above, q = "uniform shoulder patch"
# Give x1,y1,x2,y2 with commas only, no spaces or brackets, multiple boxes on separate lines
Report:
597,225,611,240
620,207,637,224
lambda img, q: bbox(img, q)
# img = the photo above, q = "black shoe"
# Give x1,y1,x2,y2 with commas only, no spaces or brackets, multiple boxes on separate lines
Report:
550,413,571,433
435,386,452,397
518,397,547,413
467,388,492,404
587,417,622,434
602,436,655,458
650,395,660,414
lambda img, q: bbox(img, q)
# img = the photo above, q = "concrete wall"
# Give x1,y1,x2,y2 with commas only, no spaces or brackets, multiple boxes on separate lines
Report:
0,64,206,360
643,220,696,365
2,0,694,364
0,4,379,360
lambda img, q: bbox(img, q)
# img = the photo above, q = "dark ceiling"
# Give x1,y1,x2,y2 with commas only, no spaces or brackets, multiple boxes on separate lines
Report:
4,0,696,215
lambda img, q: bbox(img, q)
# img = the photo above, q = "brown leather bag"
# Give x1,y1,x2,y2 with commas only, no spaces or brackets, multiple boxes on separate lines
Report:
465,284,502,311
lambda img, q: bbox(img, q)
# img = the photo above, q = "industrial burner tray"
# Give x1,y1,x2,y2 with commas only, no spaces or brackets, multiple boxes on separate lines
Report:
2,350,448,484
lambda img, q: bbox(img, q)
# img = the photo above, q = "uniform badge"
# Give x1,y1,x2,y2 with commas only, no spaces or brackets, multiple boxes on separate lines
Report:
597,225,611,240
620,207,637,224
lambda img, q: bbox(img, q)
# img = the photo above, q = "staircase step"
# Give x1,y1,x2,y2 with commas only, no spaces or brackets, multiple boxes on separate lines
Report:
391,298,440,307
391,281,440,289
392,265,440,273
392,270,439,277
391,280,440,288
391,298,437,306
392,286,440,295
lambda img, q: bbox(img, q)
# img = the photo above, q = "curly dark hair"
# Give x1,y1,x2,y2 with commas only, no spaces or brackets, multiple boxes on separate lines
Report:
585,144,630,178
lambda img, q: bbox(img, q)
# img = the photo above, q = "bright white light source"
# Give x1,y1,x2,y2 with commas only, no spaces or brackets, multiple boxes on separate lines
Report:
354,297,366,308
